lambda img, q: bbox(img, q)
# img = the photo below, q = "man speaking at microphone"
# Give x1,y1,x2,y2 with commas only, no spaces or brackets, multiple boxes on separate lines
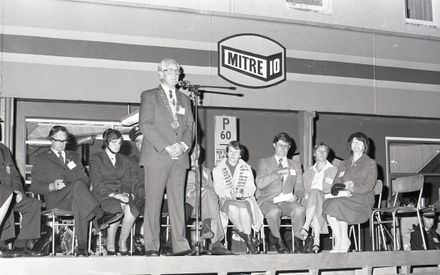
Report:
139,58,194,256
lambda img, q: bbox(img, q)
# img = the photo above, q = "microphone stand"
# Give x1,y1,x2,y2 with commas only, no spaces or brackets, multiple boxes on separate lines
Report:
186,83,240,255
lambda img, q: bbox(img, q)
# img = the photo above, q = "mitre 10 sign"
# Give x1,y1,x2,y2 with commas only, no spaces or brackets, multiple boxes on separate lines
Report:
218,34,286,89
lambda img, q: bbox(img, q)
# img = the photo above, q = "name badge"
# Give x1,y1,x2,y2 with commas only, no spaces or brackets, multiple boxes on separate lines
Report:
177,106,186,115
339,171,345,177
6,165,10,174
289,169,296,176
67,161,76,170
325,177,333,184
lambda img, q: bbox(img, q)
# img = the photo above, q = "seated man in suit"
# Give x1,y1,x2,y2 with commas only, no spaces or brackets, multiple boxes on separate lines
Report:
185,144,229,254
256,132,306,253
30,125,122,256
411,207,440,250
0,141,42,257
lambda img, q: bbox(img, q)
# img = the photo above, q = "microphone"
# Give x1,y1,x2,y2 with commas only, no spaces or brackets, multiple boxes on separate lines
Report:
178,80,191,90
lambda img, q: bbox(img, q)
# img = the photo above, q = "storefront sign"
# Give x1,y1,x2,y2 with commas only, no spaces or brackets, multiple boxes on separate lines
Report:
214,116,237,165
218,34,286,88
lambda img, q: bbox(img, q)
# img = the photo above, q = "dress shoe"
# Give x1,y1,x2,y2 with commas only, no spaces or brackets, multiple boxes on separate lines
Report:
210,242,233,255
97,212,123,230
15,247,44,257
0,249,21,258
75,246,89,257
293,237,304,253
119,250,130,256
200,224,214,240
107,250,117,256
145,250,160,257
172,249,196,256
275,240,290,254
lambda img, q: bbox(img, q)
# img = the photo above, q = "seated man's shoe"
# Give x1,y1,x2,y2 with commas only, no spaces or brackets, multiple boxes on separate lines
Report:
145,250,160,257
0,249,22,258
97,212,123,230
275,239,290,254
173,249,196,256
210,242,233,255
200,223,214,240
16,247,44,257
75,246,89,257
293,237,304,253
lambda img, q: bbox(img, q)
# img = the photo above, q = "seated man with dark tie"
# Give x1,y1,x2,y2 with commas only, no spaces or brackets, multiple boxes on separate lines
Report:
30,125,122,256
255,132,306,253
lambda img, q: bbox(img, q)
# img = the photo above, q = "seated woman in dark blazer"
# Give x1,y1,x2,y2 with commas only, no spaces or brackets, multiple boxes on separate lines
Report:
90,129,139,255
322,132,377,253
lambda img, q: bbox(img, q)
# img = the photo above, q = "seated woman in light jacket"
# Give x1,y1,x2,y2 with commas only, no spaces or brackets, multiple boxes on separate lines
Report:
212,141,263,254
301,143,337,253
90,129,139,255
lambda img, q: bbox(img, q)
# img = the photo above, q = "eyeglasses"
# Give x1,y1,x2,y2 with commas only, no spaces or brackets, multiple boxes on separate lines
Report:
163,68,181,75
51,138,68,143
109,139,122,145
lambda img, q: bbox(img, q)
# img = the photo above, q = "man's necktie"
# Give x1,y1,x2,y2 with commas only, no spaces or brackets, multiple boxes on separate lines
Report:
169,90,176,106
58,151,64,164
278,158,285,182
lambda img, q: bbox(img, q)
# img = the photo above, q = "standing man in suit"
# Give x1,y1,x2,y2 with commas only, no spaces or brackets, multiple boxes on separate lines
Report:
139,58,194,256
30,125,122,256
0,142,41,256
256,132,306,253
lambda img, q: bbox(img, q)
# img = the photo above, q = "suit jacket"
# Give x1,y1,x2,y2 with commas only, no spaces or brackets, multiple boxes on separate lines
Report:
410,224,440,250
30,148,89,210
90,151,136,202
138,86,194,169
255,156,304,205
0,143,24,193
302,161,338,194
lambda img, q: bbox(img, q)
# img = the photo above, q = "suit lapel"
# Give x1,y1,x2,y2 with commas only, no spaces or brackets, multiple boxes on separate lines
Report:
158,86,176,124
48,150,65,168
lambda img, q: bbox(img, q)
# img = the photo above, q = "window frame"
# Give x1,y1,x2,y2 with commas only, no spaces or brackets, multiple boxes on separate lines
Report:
404,0,440,27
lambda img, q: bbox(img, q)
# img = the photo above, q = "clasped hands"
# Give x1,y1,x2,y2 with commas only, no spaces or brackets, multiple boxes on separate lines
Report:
276,167,290,177
165,143,185,159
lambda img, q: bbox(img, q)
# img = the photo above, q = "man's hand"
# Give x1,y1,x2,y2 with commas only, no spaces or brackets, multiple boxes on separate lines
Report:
14,191,23,203
276,167,290,177
165,143,185,159
344,180,354,192
111,193,130,203
49,179,66,192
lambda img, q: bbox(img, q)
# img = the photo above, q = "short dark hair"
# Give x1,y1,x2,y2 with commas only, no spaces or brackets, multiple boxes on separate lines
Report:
272,132,292,146
347,131,369,153
48,125,68,138
226,140,244,157
102,128,122,146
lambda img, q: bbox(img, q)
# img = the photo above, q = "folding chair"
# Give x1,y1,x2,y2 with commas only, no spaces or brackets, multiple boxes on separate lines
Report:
370,175,426,251
259,216,295,253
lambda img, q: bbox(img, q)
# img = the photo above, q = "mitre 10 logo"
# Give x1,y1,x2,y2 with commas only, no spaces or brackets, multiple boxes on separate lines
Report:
218,34,286,89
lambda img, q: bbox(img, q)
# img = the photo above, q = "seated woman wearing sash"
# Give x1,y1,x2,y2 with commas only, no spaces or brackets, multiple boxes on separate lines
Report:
212,141,263,254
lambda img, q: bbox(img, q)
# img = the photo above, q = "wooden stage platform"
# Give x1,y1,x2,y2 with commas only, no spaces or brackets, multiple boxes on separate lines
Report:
2,250,440,275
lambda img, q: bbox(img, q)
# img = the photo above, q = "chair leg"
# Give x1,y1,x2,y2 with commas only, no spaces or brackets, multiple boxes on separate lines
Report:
416,210,427,250
52,216,56,256
357,223,361,251
72,222,76,254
